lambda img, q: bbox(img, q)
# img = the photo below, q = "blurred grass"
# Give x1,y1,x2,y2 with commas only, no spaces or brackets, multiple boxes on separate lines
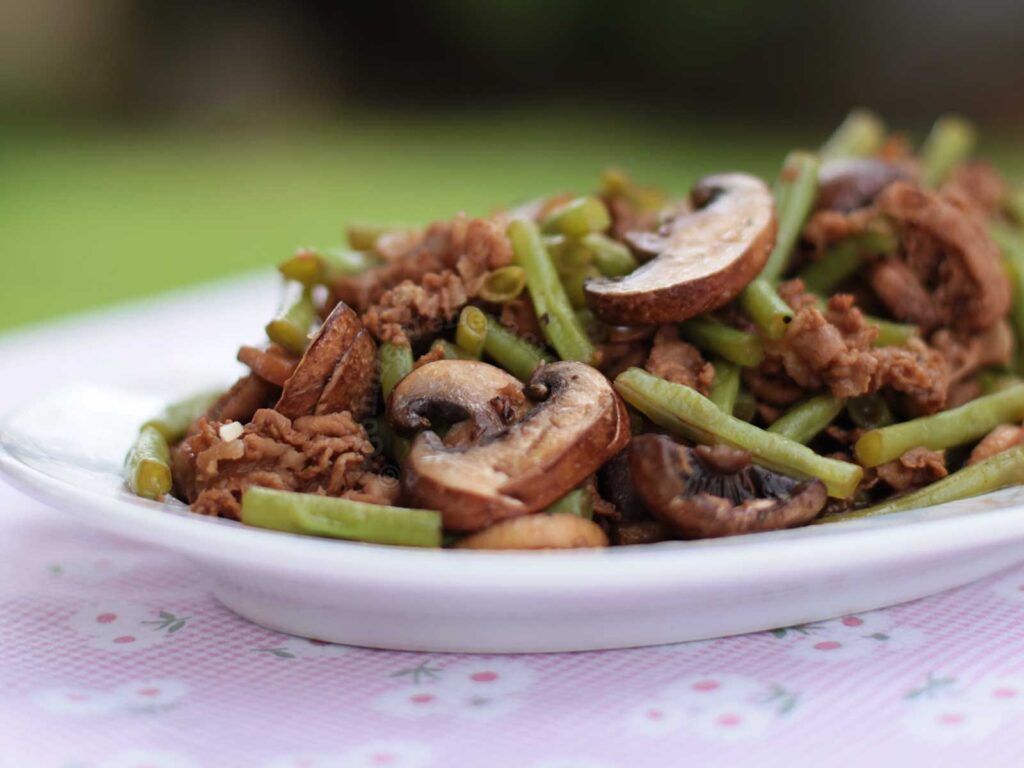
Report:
1,113,1021,331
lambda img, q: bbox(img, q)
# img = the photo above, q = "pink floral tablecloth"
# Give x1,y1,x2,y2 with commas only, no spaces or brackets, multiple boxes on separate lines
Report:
4,280,1024,768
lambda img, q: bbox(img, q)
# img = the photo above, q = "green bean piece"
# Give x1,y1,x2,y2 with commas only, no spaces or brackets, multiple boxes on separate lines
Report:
124,426,173,500
266,284,317,356
920,115,976,188
820,108,886,160
278,248,378,287
540,196,612,238
142,389,222,443
990,225,1024,370
767,394,846,444
854,384,1024,467
346,223,397,251
978,371,1023,395
740,281,794,340
708,360,740,414
1008,188,1024,226
680,318,764,368
545,488,593,519
241,487,441,548
847,394,895,430
478,266,527,304
563,266,600,309
481,312,553,380
799,229,898,294
573,308,600,341
549,238,593,273
581,233,638,277
509,219,595,363
380,342,414,401
600,167,667,213
734,389,758,423
615,368,862,498
456,306,488,358
428,339,474,361
819,445,1024,524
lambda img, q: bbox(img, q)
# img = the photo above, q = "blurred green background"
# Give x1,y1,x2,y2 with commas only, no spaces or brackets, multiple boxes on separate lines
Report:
2,1,1023,331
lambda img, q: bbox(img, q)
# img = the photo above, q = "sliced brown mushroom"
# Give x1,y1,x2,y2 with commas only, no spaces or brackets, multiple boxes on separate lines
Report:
629,434,827,538
392,360,631,531
584,173,776,325
816,158,912,212
276,301,378,420
453,513,609,550
237,345,299,387
389,359,528,442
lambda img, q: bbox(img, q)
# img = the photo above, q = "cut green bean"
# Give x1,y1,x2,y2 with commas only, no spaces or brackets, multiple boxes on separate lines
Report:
581,233,638,277
456,306,488,358
680,318,764,368
615,368,862,498
819,444,1024,523
920,115,976,188
741,151,820,337
241,487,441,548
767,394,845,444
990,224,1024,372
562,266,600,309
734,389,758,422
979,371,1023,395
481,311,553,380
142,389,222,443
854,384,1024,467
509,218,595,363
847,394,895,430
545,488,593,519
124,425,173,500
346,223,399,251
428,339,474,361
540,196,611,237
380,342,414,401
278,248,379,287
820,108,886,160
799,229,897,294
478,266,527,303
708,360,740,414
265,284,317,356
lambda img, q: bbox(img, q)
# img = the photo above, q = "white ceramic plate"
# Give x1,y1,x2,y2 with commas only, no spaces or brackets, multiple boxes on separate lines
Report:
4,381,1024,653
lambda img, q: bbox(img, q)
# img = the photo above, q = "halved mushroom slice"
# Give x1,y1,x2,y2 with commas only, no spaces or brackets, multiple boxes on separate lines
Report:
389,359,528,442
276,301,378,420
453,513,609,550
629,434,827,539
395,361,631,531
816,158,912,212
584,173,776,325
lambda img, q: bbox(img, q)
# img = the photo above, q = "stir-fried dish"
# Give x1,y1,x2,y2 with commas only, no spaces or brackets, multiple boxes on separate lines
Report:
124,110,1024,550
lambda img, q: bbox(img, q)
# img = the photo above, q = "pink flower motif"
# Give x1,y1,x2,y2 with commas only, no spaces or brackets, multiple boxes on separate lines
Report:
776,610,925,662
903,673,1024,742
112,679,188,712
256,635,354,660
68,601,188,652
371,687,455,720
440,659,538,696
31,687,121,717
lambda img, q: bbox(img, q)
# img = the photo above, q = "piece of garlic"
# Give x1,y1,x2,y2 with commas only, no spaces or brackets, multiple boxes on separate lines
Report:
218,421,244,442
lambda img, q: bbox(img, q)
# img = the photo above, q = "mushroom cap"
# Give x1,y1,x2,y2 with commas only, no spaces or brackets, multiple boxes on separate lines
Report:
400,361,631,531
276,301,378,420
629,434,827,539
388,359,527,441
453,513,609,550
816,158,912,212
584,173,776,325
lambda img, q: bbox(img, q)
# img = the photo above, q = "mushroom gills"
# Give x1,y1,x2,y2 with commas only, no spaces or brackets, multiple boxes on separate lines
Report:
629,434,827,539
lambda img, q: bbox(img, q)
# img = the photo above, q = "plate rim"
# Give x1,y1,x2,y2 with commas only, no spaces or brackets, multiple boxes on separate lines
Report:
5,415,1024,596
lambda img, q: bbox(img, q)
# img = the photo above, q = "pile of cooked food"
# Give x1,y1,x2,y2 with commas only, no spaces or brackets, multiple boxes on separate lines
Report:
124,110,1024,550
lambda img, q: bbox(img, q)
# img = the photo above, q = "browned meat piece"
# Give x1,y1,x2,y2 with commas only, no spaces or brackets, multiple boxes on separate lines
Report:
411,343,447,370
237,345,298,387
362,271,469,347
644,325,714,395
276,301,378,421
870,338,950,415
968,424,1024,465
769,293,879,398
206,375,278,425
332,215,513,314
743,356,806,408
941,161,1008,221
875,447,947,493
499,297,545,346
777,279,822,313
174,409,397,519
869,258,943,329
816,158,911,213
871,182,1010,332
802,207,876,255
931,320,1014,384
